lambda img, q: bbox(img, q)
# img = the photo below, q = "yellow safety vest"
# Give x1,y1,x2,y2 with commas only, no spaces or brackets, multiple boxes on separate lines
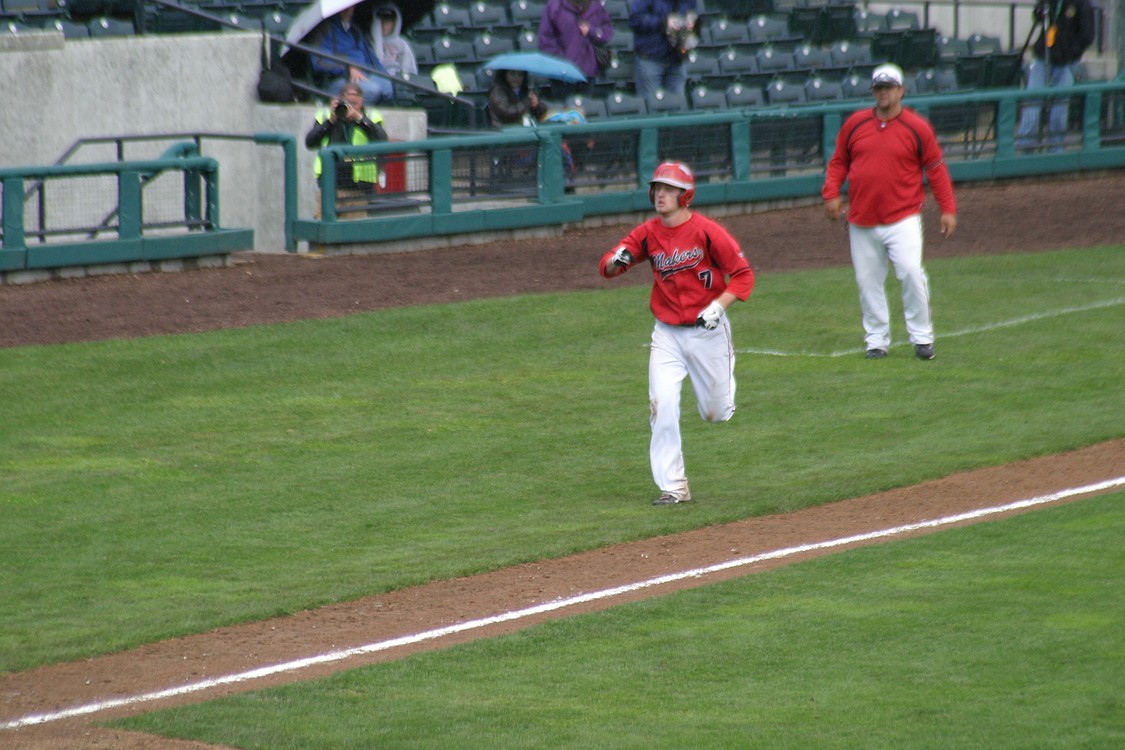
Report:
312,108,383,185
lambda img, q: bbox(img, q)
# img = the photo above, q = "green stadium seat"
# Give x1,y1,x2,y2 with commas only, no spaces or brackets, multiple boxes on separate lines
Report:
725,81,764,108
509,0,543,26
647,88,689,114
984,52,1023,88
884,8,919,31
765,76,806,105
936,35,968,65
787,6,824,44
804,75,845,102
86,15,135,37
820,4,857,44
706,17,750,47
566,94,607,119
49,16,91,37
966,33,1002,56
605,90,646,117
468,1,511,31
690,84,728,110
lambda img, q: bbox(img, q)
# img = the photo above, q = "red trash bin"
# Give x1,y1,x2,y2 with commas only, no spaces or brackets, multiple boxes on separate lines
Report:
378,152,406,194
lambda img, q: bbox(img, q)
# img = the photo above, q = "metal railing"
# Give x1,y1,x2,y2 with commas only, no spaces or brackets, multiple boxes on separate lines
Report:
297,77,1125,247
16,131,298,250
0,153,253,271
6,80,1122,269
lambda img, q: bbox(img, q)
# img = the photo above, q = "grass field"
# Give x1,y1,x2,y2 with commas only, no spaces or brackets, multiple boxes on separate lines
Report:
2,246,1123,745
113,494,1125,749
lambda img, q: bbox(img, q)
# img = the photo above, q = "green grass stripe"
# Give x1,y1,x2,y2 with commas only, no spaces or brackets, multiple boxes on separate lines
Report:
112,493,1125,749
0,246,1122,674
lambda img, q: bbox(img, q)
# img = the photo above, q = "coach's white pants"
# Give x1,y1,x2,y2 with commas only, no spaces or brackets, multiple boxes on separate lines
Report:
848,214,933,350
649,320,736,498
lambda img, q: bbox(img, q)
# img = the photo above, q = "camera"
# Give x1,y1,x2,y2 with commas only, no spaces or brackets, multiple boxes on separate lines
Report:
334,101,349,119
666,12,699,58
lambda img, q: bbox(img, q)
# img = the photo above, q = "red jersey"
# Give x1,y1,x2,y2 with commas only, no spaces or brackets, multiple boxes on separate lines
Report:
600,212,754,326
822,106,956,227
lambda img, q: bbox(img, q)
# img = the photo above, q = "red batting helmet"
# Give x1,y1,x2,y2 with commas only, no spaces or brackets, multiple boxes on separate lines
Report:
649,161,695,208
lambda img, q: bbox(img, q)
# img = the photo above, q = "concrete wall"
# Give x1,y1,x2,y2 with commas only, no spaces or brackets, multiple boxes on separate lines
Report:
0,29,426,253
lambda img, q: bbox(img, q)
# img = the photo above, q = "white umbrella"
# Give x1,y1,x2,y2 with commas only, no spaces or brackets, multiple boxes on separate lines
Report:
284,0,435,50
283,0,360,51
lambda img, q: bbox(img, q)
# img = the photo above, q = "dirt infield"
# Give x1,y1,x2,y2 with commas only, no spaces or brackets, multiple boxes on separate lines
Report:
2,172,1123,749
3,173,1125,348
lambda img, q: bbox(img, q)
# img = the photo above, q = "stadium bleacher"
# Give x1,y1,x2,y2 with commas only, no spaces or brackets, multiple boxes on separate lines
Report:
689,83,727,110
0,0,1053,121
804,74,844,102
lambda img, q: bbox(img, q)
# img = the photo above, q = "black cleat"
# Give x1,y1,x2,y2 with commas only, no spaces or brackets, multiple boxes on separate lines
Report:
913,343,935,360
865,348,888,359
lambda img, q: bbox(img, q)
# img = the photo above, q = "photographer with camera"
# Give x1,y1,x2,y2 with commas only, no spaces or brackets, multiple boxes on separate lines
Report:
305,82,389,223
1016,0,1096,152
629,0,699,109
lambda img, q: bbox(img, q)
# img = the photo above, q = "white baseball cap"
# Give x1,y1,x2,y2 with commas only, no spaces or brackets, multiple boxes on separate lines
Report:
871,63,904,88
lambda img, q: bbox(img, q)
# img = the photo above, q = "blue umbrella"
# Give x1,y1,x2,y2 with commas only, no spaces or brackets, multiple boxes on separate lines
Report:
479,52,587,84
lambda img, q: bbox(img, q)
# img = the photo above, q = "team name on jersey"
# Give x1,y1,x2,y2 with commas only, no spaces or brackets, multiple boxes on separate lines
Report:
652,246,705,280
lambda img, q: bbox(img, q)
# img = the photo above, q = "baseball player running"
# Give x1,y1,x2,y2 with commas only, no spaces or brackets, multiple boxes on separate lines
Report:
822,63,957,360
599,161,754,506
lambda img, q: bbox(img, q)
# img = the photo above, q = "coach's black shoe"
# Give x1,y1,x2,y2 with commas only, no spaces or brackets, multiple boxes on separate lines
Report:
865,348,888,359
653,491,691,506
913,343,935,360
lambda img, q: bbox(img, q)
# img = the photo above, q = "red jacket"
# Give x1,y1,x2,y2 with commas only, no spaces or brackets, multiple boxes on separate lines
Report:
600,212,754,326
823,106,956,226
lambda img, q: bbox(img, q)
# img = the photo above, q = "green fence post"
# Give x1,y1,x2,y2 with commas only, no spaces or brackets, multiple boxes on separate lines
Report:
822,111,842,162
2,176,26,253
320,153,338,222
731,117,751,181
203,161,220,229
118,170,142,240
280,136,297,251
638,127,659,185
537,129,564,204
1083,91,1102,150
431,148,453,215
996,96,1018,158
184,166,203,230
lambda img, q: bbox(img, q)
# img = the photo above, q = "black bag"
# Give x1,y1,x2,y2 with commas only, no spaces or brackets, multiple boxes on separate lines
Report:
257,32,295,103
258,67,295,103
592,40,612,72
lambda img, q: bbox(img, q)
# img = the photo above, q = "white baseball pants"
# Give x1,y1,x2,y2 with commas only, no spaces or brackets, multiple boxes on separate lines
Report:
848,214,933,351
648,319,737,498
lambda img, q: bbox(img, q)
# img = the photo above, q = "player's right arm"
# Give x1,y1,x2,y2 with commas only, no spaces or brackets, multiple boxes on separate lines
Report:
600,245,634,277
823,112,862,219
599,227,646,279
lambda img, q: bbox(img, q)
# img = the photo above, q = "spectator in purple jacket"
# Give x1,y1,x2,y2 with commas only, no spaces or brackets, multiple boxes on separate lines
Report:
537,0,615,99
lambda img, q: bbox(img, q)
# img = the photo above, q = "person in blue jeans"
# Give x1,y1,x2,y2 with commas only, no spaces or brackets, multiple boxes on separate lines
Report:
313,5,394,106
1016,0,1095,152
628,0,699,108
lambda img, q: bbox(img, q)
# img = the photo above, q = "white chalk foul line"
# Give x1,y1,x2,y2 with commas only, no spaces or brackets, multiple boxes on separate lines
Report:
5,475,1123,730
738,297,1125,358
